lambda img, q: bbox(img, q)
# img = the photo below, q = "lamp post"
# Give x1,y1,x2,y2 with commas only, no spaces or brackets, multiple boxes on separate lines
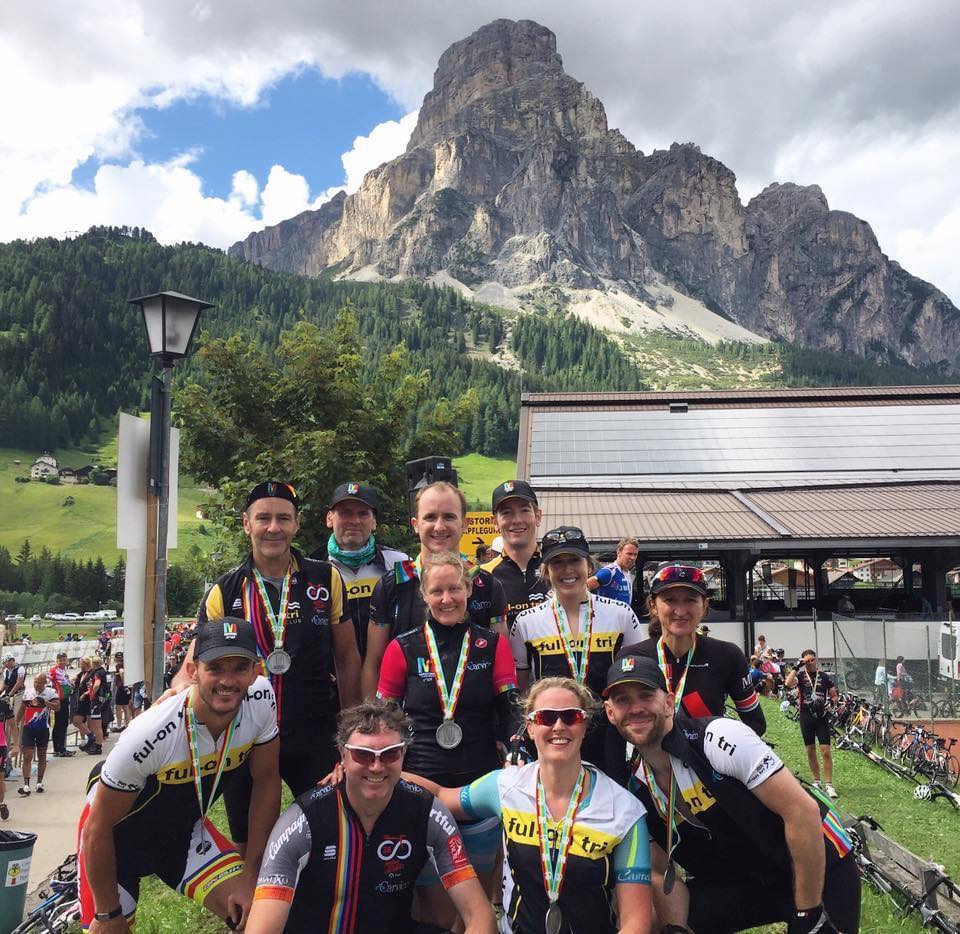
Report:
128,291,212,700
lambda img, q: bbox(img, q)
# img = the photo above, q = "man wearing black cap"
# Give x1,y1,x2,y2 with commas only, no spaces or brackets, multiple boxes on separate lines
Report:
602,655,860,933
481,480,547,634
186,481,361,840
79,618,280,932
310,481,408,660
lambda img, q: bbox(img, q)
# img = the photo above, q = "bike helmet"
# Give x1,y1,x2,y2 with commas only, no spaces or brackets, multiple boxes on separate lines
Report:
914,784,932,801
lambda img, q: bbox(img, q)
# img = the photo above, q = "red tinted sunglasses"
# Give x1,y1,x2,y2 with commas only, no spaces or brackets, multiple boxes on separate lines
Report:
527,707,587,727
653,565,706,585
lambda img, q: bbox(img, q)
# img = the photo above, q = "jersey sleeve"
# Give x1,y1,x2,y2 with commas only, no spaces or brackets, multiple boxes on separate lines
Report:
613,815,652,885
701,718,783,790
459,770,503,820
492,633,518,694
724,643,764,722
427,797,477,889
368,573,393,629
249,676,280,744
594,566,614,586
329,566,347,625
508,613,530,671
619,604,643,641
99,699,185,792
376,639,408,701
253,804,312,904
198,582,225,624
487,575,508,629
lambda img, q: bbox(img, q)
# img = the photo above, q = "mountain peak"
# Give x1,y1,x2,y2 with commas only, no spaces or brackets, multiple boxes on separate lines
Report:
407,18,605,151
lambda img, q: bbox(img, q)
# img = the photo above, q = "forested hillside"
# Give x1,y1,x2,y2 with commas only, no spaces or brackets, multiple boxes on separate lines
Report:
0,227,949,458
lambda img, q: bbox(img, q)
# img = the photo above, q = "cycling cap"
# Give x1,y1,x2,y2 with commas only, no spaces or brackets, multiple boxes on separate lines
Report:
541,526,590,563
194,617,260,664
245,481,300,511
492,480,539,511
329,481,379,515
603,655,668,697
650,564,708,598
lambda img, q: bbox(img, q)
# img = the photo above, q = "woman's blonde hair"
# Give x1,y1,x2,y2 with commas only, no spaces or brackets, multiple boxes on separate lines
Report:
414,481,468,521
521,676,601,719
419,552,473,596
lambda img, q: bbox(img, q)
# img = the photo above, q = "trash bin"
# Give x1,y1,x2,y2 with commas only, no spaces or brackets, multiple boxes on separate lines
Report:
0,830,37,934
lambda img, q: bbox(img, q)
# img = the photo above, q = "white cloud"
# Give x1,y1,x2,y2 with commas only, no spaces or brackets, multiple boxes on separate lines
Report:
1,0,958,303
341,111,419,192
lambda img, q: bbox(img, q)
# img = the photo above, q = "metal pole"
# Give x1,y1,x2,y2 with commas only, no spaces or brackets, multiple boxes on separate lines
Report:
881,617,889,708
813,607,819,660
151,362,172,701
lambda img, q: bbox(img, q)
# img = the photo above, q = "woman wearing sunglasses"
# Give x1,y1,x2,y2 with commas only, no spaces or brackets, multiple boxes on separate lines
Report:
376,552,522,927
407,676,652,934
362,481,507,698
621,563,766,735
510,527,644,777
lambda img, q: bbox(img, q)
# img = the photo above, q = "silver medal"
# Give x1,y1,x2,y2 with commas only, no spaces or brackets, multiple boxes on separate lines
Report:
545,902,562,934
663,860,676,894
266,649,292,675
436,719,463,750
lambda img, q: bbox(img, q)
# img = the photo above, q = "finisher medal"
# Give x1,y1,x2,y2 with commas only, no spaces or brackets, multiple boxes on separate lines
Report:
536,767,585,934
265,649,292,675
423,623,471,752
544,902,563,934
436,718,463,750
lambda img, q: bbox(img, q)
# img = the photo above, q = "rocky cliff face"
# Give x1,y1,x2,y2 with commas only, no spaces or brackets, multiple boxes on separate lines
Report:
230,19,960,371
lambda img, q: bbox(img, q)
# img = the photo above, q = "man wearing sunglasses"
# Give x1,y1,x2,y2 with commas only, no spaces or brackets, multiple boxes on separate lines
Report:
603,655,860,933
246,700,495,933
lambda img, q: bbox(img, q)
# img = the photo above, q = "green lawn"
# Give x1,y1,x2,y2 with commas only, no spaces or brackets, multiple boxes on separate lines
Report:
0,444,211,565
454,453,517,509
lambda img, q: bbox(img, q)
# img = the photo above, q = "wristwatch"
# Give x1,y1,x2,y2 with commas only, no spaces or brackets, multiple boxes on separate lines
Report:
94,906,123,921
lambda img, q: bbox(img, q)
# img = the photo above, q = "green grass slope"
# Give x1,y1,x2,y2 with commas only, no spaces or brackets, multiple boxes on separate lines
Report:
454,453,517,509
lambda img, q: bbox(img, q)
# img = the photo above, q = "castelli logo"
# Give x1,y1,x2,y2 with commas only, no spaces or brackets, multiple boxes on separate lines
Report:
476,638,488,648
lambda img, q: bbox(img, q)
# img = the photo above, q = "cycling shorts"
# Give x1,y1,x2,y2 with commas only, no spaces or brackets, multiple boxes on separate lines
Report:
416,814,501,885
799,710,832,746
78,808,244,930
77,696,103,719
22,727,49,751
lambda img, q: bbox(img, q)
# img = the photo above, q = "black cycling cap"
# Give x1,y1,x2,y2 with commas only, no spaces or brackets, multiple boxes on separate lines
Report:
330,481,379,515
245,481,300,511
194,618,260,664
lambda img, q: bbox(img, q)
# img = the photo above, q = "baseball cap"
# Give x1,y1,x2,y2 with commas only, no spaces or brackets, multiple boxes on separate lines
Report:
492,480,538,512
1,653,15,663
540,526,591,563
245,481,300,511
602,655,668,697
193,618,260,664
649,563,709,598
329,481,379,515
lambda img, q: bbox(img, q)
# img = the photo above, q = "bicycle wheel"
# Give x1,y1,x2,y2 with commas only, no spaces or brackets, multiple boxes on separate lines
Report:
947,755,960,788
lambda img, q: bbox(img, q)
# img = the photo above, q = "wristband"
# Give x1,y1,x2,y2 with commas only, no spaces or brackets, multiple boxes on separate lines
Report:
94,906,123,921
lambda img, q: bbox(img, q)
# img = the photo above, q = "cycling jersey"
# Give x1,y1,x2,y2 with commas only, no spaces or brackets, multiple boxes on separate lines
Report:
628,715,858,932
198,548,347,725
481,552,547,634
593,562,633,605
77,678,278,927
460,762,650,934
21,687,57,732
621,635,766,736
369,555,507,638
796,667,835,712
1,665,25,696
253,780,475,933
312,540,409,659
377,619,519,785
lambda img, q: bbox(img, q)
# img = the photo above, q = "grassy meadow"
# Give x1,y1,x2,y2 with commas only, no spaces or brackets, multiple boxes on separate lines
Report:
454,453,517,509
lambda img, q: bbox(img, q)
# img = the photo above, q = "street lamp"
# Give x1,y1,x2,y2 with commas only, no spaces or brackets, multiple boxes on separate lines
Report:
128,290,213,700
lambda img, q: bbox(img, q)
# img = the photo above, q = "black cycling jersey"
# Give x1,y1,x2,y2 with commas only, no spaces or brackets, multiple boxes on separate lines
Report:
629,715,859,932
198,548,347,726
481,552,547,634
622,635,766,736
377,619,520,786
253,780,475,933
796,667,835,712
369,562,507,638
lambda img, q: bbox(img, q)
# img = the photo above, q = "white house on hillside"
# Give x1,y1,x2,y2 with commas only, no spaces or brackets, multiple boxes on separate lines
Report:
30,453,59,479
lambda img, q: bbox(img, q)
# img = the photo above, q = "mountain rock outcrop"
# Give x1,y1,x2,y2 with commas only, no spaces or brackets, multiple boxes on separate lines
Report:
230,19,960,371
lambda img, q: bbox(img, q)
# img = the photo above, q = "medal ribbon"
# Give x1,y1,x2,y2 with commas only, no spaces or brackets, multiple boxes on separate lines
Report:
535,766,586,905
550,594,595,685
639,759,682,872
656,635,697,712
184,693,238,844
252,566,292,654
423,623,471,721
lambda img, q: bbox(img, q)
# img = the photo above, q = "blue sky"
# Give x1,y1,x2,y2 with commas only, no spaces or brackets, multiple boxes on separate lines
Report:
71,71,404,202
2,0,958,303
